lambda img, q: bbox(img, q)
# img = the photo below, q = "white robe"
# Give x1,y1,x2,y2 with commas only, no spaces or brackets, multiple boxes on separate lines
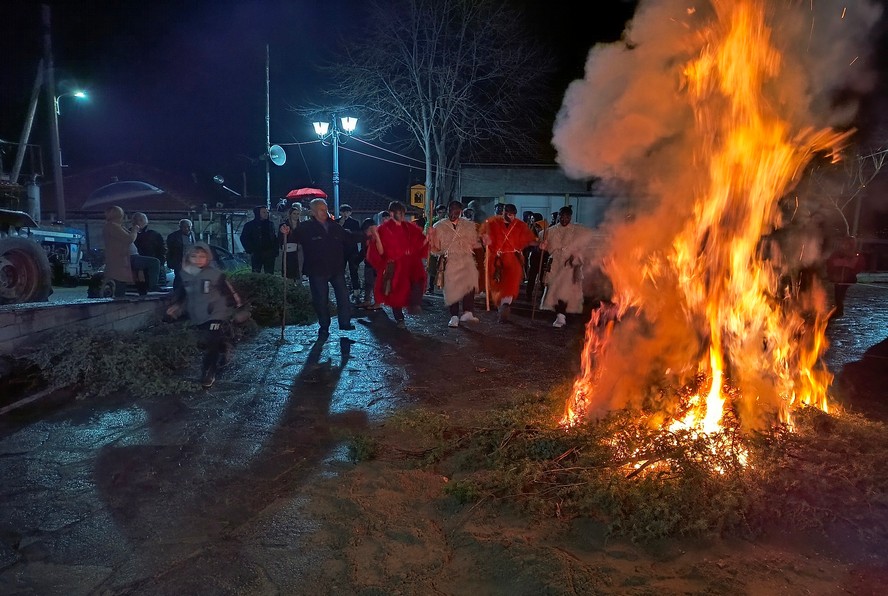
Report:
430,217,481,306
541,223,600,313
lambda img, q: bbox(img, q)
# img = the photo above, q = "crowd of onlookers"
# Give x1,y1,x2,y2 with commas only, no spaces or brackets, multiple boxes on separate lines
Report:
101,205,196,295
99,197,872,392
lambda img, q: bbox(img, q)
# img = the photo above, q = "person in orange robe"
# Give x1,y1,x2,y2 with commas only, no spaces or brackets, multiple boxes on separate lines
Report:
479,203,536,322
366,201,428,328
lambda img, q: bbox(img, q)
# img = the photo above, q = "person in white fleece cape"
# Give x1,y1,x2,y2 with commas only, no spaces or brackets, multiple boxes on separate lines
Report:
539,205,598,328
429,200,483,328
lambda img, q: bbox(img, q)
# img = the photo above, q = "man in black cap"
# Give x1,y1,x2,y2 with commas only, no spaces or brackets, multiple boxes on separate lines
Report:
240,205,279,273
480,203,536,322
339,204,362,300
539,205,596,328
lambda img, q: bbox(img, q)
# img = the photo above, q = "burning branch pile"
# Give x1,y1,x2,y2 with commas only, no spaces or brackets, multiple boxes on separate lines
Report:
553,0,883,432
378,396,888,543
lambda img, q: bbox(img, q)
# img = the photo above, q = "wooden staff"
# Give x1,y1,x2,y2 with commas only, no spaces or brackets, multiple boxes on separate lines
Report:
484,245,491,311
531,227,547,321
280,241,287,342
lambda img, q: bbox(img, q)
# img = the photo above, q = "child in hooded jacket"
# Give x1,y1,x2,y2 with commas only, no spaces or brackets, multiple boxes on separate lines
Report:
166,243,243,388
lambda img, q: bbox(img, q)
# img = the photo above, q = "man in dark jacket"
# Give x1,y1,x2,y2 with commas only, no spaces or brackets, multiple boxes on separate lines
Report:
166,218,195,290
240,205,279,273
339,204,362,300
131,213,166,294
281,198,364,339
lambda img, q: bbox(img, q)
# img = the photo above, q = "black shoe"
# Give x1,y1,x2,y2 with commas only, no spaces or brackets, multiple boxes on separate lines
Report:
201,369,216,389
340,323,356,331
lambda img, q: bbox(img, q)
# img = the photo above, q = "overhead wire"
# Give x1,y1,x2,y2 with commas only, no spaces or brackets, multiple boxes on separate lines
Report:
274,135,493,183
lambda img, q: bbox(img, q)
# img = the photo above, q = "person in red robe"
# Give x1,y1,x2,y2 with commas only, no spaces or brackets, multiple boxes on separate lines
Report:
366,201,428,328
826,235,867,318
479,203,536,322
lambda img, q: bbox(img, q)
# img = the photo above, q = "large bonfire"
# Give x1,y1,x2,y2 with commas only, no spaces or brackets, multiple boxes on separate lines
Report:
553,0,882,433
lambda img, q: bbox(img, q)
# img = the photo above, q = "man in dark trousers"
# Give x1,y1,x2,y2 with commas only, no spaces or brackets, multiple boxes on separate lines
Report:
240,205,279,273
281,198,365,339
132,212,166,288
166,218,195,290
338,204,363,301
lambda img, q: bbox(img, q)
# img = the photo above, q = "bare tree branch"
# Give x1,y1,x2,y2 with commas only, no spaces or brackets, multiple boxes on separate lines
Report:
806,145,888,237
316,0,555,215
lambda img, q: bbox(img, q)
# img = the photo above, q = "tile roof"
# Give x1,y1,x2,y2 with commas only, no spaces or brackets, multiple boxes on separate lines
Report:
42,162,420,219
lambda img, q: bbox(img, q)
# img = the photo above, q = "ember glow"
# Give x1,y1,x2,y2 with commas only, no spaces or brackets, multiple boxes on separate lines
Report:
553,0,881,433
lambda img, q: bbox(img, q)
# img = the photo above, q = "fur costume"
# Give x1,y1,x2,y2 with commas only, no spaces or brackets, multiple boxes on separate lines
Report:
541,222,600,313
430,216,482,306
479,216,535,305
366,219,427,309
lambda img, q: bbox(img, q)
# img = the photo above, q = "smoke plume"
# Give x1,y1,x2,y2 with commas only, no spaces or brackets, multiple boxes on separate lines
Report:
553,0,884,422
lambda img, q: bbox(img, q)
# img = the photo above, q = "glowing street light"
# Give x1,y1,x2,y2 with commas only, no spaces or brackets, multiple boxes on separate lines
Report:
52,90,88,169
54,90,87,115
312,115,358,215
49,88,88,220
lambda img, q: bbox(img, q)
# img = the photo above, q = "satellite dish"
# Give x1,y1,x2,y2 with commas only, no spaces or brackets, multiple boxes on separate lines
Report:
268,144,287,166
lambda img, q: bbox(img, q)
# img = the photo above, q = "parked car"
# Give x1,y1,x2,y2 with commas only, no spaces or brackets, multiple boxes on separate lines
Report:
209,244,250,272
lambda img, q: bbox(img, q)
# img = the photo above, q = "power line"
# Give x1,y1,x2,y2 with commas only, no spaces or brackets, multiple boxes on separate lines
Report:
338,144,436,172
351,137,427,166
274,135,493,183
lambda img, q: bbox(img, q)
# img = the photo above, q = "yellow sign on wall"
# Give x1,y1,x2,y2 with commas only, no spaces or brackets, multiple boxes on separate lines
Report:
409,184,426,209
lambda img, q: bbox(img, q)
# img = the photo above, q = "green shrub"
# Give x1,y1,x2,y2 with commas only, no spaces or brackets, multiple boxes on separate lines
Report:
443,479,480,504
347,434,379,462
228,271,316,326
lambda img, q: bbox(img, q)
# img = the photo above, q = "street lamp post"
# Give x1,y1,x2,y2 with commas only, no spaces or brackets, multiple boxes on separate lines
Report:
312,115,357,215
53,91,87,168
50,89,87,221
54,90,86,115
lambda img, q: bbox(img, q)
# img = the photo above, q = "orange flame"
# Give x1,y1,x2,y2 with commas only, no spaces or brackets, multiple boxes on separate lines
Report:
563,1,849,433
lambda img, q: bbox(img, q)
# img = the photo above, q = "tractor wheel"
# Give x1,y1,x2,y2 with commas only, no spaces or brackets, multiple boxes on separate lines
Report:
0,237,53,305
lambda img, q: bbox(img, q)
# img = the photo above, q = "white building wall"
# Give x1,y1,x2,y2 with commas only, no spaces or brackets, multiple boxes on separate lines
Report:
458,164,612,227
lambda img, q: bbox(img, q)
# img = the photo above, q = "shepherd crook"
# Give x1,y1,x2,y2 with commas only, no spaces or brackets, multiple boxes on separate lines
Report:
280,244,287,342
531,227,547,321
484,244,491,311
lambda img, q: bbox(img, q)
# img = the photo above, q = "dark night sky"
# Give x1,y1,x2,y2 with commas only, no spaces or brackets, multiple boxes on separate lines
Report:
0,1,638,202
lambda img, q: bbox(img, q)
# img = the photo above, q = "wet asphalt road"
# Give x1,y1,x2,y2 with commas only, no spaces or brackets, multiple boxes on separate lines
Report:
0,288,576,595
0,282,885,594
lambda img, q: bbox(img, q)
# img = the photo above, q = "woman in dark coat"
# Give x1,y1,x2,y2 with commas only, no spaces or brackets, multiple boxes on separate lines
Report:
278,206,304,281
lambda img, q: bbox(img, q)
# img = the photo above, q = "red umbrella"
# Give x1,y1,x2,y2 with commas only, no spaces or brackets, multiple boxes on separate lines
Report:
286,187,327,200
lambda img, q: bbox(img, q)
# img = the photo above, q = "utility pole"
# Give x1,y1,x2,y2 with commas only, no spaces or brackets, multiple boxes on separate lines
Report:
42,4,65,222
10,59,43,186
265,44,271,211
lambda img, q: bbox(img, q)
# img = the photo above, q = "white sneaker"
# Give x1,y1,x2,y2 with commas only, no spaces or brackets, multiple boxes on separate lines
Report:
459,312,479,323
553,314,566,328
448,315,459,328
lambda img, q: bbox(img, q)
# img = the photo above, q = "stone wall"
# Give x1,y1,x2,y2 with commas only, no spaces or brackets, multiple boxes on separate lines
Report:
0,297,169,356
